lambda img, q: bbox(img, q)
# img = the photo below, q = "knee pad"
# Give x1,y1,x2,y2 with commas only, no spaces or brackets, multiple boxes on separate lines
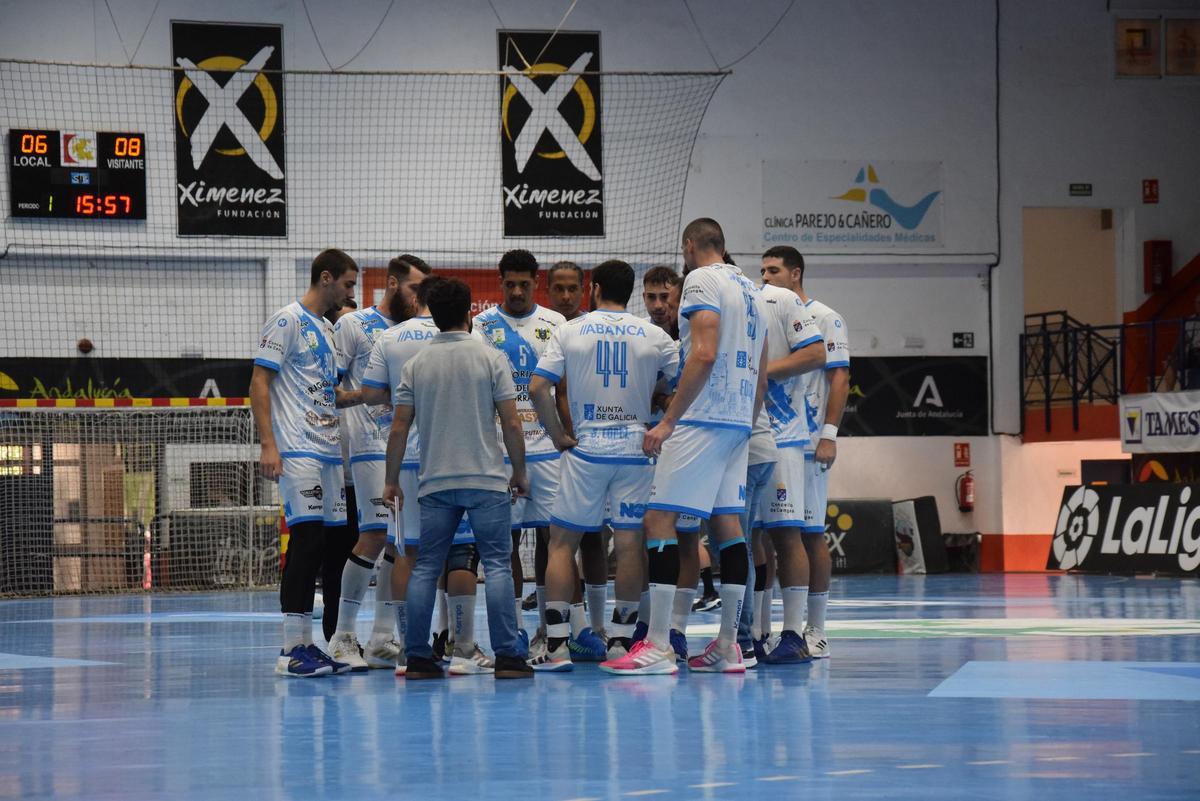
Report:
646,541,679,585
446,543,480,575
719,538,750,586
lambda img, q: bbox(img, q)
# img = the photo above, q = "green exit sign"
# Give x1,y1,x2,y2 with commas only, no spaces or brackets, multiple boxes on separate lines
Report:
1069,183,1093,197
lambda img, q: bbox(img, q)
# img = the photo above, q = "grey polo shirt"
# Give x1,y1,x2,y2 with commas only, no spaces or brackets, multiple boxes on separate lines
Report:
395,330,517,498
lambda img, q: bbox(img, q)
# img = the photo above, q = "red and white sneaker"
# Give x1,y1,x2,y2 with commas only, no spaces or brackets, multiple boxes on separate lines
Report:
599,638,678,675
687,639,746,673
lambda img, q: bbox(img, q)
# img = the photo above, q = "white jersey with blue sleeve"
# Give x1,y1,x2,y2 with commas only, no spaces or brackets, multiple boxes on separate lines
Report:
473,304,567,462
803,298,851,454
333,306,395,461
677,263,766,433
253,301,341,463
760,283,823,449
533,310,679,462
361,316,439,468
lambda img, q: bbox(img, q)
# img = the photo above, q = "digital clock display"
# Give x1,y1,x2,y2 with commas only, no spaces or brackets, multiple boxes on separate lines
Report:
8,129,147,220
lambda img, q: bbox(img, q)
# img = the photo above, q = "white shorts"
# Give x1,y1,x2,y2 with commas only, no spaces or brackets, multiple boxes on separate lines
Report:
553,450,652,532
509,457,560,529
280,457,346,527
756,447,806,530
647,424,750,521
802,455,830,535
394,466,475,548
350,458,390,537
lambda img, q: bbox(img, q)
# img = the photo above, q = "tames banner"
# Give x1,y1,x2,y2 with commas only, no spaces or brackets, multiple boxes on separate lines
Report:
841,356,988,436
498,30,603,237
1120,390,1200,453
1047,484,1200,575
172,21,286,237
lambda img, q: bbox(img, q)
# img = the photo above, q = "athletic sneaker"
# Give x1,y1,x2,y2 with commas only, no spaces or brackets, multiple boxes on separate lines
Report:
450,643,495,675
528,641,573,672
327,632,370,672
306,644,352,675
691,593,722,612
528,628,548,661
687,639,746,673
752,636,768,665
432,629,450,663
276,645,332,678
521,590,538,610
631,620,649,645
494,654,535,679
599,639,678,675
405,654,444,680
607,639,630,661
669,629,689,662
763,630,813,665
740,642,758,669
803,625,831,659
568,627,608,662
364,637,402,669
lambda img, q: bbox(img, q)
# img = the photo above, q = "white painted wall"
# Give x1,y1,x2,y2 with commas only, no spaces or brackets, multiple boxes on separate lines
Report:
999,437,1127,535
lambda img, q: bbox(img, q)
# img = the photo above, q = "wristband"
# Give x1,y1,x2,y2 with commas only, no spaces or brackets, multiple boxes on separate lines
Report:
820,424,838,442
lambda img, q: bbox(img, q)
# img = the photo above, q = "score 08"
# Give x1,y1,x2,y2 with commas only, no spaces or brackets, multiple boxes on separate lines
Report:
113,136,142,157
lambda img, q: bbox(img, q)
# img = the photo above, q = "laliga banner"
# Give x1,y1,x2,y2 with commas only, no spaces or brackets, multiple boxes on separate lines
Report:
1120,390,1200,453
498,30,604,237
762,160,943,249
172,21,286,237
1047,484,1200,575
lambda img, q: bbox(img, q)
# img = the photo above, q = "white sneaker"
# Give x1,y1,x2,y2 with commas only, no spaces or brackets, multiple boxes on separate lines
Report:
803,625,830,658
528,628,548,660
327,632,369,672
528,641,573,672
364,636,401,669
449,642,495,675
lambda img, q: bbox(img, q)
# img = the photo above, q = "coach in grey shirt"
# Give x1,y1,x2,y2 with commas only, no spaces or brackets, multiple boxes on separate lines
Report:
383,277,532,680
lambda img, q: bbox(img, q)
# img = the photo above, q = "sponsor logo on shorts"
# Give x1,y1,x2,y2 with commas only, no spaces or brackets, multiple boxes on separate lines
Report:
619,502,646,519
370,497,386,508
736,350,747,368
299,485,323,500
584,403,595,420
776,484,787,501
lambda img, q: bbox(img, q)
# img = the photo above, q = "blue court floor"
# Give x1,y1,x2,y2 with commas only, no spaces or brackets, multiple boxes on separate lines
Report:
0,574,1198,801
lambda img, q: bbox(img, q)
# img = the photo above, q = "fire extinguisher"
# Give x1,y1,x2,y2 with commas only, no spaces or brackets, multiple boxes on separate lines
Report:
956,470,975,513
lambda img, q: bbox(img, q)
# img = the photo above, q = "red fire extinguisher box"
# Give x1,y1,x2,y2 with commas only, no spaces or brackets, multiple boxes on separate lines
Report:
1144,240,1172,293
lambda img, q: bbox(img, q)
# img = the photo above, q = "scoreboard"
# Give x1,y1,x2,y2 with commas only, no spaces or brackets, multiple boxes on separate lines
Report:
8,129,147,220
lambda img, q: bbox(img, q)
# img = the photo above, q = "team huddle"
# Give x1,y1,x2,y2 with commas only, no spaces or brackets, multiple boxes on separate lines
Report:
251,217,850,679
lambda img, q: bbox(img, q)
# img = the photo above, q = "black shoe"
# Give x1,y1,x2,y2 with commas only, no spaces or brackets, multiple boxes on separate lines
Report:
432,629,449,662
494,654,534,679
521,590,538,611
405,655,445,680
740,642,759,669
692,593,722,613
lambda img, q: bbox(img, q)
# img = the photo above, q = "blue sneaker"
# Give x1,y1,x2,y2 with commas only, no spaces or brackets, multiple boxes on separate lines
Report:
762,630,813,665
568,627,608,662
516,628,530,657
753,636,768,665
306,644,353,674
631,621,649,645
275,645,332,678
669,628,688,662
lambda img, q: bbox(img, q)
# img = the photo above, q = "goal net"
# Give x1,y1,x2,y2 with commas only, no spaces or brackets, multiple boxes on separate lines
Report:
0,60,723,595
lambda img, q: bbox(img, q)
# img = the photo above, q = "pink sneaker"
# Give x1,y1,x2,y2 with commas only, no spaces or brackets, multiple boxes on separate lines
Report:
599,638,678,675
687,639,745,673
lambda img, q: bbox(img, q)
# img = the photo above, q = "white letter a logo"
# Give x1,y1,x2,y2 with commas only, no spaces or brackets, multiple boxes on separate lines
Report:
914,375,943,408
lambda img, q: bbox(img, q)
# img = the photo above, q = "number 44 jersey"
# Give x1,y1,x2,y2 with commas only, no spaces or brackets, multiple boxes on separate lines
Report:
533,310,679,462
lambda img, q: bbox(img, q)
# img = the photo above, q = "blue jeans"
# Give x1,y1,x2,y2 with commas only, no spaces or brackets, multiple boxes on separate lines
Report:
706,460,776,648
405,489,524,660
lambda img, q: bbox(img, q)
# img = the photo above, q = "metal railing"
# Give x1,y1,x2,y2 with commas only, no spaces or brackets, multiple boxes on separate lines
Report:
1021,311,1200,433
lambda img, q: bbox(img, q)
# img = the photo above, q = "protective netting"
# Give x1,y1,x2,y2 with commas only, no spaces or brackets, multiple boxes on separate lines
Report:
1,60,724,360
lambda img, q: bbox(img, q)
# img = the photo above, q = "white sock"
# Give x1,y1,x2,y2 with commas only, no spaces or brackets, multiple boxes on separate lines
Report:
449,594,476,651
536,585,547,629
335,557,374,636
760,586,773,638
648,582,675,645
545,600,571,643
586,584,607,631
638,590,651,626
303,613,316,646
435,589,448,633
752,591,765,640
717,583,746,648
570,602,587,638
393,600,407,647
283,613,307,651
611,599,638,639
672,587,696,634
782,585,809,633
515,597,526,629
808,591,829,631
371,556,395,640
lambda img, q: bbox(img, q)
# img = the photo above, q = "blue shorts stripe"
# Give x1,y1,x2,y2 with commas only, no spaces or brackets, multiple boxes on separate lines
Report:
358,522,389,533
646,502,711,520
549,515,600,533
349,454,386,463
678,420,752,434
712,505,746,516
570,450,651,466
759,520,807,530
285,514,324,526
280,451,342,465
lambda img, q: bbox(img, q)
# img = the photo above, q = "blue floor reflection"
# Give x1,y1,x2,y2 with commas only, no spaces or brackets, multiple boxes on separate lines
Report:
0,574,1197,800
